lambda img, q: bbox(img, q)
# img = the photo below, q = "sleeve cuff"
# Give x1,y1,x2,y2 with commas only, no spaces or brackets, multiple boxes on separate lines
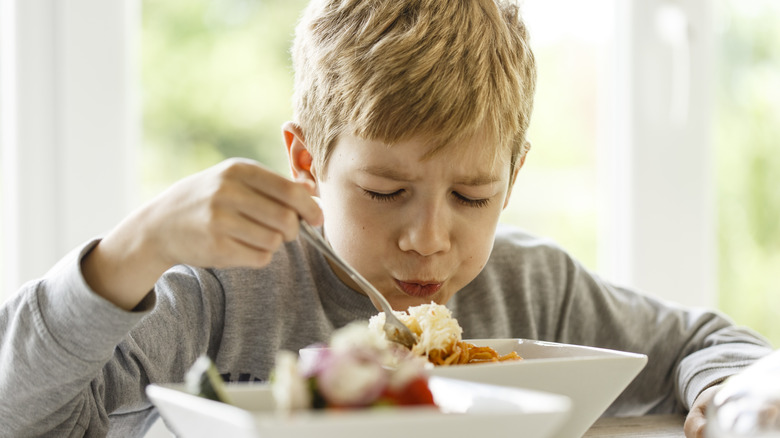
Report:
680,342,774,409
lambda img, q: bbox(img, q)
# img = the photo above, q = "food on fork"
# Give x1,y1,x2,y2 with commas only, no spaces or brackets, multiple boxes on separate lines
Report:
369,303,522,366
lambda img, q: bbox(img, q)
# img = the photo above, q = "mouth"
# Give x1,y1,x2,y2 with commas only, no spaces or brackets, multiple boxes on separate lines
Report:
393,279,443,298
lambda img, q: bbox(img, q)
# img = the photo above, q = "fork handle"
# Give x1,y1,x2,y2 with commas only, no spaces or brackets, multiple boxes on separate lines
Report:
299,221,395,315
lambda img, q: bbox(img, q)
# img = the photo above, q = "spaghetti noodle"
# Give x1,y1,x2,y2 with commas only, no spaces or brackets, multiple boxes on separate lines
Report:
369,303,522,366
428,341,522,366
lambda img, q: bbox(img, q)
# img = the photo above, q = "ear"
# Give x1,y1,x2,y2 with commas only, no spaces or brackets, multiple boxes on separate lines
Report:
282,121,317,187
502,142,529,209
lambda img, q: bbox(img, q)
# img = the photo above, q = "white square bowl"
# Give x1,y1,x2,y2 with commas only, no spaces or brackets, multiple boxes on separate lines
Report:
424,339,648,438
146,376,571,438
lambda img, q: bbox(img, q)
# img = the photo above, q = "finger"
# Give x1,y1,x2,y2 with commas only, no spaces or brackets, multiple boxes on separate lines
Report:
683,412,706,438
263,179,322,226
224,184,302,242
684,384,720,438
296,176,318,195
225,213,288,253
226,160,323,226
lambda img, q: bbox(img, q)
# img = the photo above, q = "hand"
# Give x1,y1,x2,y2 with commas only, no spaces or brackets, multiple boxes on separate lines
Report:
684,384,721,438
82,158,323,309
141,158,322,268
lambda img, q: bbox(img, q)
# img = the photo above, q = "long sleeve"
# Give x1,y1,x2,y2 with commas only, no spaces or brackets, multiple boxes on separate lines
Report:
0,241,155,436
560,269,772,415
547,253,773,414
0,235,369,437
0,241,228,437
450,225,774,416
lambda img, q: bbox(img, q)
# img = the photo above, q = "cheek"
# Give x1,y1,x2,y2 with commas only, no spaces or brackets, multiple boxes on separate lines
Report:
457,213,500,268
465,237,494,270
321,188,390,256
318,185,349,244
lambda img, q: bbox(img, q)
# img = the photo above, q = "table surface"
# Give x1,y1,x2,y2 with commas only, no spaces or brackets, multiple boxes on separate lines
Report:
584,414,686,437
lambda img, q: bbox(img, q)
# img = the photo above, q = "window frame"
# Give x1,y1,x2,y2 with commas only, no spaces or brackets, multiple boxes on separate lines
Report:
602,0,715,307
1,0,138,296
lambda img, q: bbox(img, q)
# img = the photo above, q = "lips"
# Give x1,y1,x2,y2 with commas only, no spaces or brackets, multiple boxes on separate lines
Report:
394,279,443,298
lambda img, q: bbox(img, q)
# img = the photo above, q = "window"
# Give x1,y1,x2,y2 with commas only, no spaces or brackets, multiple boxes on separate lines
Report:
715,1,780,346
501,0,614,271
0,1,134,298
140,0,308,200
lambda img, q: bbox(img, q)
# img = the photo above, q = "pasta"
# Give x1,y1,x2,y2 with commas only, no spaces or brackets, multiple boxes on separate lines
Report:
428,341,522,366
369,303,522,366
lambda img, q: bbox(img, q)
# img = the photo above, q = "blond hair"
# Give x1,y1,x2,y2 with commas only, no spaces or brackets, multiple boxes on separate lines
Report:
291,0,536,177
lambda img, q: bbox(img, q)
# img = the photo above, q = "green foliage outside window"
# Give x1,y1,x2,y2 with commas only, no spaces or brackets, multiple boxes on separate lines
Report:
715,1,780,346
141,0,308,200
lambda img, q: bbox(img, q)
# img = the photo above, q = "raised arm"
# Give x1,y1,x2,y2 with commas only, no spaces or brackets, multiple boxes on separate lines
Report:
82,158,322,310
0,158,322,435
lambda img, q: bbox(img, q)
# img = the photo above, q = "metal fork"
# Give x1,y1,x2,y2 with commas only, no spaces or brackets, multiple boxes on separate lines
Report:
299,220,417,349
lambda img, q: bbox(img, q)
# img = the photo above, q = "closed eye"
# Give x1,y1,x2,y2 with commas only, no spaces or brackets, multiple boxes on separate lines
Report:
363,189,404,202
452,191,491,208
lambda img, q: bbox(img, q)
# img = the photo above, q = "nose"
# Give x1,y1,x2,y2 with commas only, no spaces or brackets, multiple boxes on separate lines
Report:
397,202,451,256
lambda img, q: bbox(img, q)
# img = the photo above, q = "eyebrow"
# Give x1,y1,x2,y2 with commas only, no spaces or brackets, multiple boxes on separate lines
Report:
358,165,501,186
454,174,503,186
358,165,416,182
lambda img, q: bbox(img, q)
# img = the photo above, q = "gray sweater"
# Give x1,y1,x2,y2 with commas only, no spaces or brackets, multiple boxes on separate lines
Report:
0,225,772,437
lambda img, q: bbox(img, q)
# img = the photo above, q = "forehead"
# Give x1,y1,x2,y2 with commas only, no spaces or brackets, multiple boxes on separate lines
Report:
327,131,511,180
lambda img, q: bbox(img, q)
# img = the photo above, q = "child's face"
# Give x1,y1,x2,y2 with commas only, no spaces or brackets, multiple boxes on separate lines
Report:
316,131,517,310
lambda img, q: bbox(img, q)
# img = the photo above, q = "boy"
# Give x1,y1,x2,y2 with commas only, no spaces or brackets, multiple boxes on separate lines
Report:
0,0,772,436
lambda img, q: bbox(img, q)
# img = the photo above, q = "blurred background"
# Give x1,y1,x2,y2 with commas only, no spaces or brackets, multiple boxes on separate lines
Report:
1,0,778,346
